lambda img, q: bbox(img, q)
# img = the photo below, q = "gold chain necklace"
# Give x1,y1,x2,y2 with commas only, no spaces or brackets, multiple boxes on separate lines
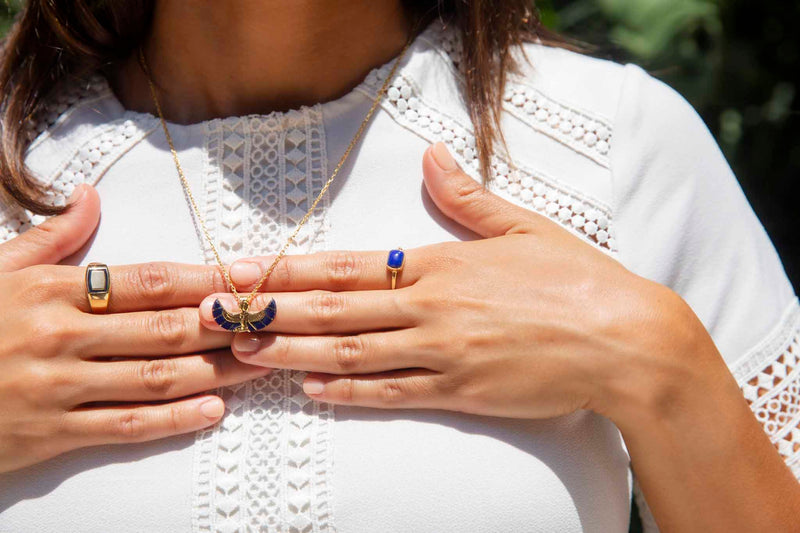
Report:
137,37,412,332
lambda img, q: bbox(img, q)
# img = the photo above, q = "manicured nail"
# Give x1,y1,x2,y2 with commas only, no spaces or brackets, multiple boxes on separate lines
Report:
199,297,215,320
230,261,262,285
431,142,457,171
199,397,225,419
303,378,325,395
67,184,88,206
233,333,262,355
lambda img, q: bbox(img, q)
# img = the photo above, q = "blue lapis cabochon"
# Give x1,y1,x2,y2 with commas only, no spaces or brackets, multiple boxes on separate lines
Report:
387,249,405,269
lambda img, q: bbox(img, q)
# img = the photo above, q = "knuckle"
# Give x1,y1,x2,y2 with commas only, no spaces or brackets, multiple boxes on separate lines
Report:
379,378,406,404
27,222,67,258
147,310,189,349
437,370,469,397
168,404,183,434
332,336,365,372
268,336,292,366
16,363,57,404
309,291,345,327
205,265,230,294
273,257,293,287
135,262,176,301
448,369,485,407
323,251,361,288
451,178,485,206
138,358,178,394
408,289,451,314
115,411,146,440
28,316,81,357
23,264,64,297
339,378,355,402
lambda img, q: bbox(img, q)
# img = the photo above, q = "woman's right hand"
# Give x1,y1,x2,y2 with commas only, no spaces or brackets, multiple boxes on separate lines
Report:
0,184,268,473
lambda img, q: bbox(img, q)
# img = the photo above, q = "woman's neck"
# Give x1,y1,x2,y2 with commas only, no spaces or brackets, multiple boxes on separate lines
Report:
110,0,414,124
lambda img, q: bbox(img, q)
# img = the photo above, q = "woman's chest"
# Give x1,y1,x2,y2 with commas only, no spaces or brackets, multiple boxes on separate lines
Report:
1,116,631,532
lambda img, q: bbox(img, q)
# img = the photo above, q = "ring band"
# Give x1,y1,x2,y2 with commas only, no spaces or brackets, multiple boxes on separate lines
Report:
85,262,111,313
386,248,405,290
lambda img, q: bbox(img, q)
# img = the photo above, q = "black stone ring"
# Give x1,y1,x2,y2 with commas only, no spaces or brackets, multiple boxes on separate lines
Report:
85,262,111,313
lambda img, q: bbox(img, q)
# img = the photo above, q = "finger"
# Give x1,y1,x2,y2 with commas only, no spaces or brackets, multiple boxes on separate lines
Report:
199,289,416,335
300,369,444,409
422,142,545,238
229,329,434,374
56,261,230,313
227,248,425,292
62,394,227,447
0,184,101,272
78,307,233,357
76,350,271,403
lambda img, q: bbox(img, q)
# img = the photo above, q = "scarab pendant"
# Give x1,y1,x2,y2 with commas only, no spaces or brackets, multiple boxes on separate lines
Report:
212,297,277,332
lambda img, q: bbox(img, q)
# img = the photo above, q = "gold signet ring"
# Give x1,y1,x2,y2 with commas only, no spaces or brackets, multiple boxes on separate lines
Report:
85,262,111,313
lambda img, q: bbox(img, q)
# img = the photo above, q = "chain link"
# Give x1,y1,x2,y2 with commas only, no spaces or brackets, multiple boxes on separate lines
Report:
137,36,412,310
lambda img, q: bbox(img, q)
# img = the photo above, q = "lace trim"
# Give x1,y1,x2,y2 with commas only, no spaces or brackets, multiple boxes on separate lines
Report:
502,84,612,167
631,300,800,533
193,108,336,532
733,298,800,476
359,67,617,252
1,73,110,230
1,114,155,244
424,24,613,167
26,73,109,147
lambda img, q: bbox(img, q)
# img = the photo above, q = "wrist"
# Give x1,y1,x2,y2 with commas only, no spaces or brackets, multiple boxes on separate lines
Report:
588,281,727,434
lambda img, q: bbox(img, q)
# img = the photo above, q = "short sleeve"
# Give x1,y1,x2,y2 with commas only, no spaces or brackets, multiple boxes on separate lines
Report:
609,64,800,531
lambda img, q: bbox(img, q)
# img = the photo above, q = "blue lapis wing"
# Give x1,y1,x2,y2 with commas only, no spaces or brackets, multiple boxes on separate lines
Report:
212,298,277,332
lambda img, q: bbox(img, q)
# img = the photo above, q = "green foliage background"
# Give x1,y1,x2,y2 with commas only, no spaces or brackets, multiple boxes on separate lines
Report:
1,1,796,530
540,0,800,294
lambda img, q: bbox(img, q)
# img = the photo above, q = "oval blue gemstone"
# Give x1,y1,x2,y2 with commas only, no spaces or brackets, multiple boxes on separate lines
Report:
387,249,405,269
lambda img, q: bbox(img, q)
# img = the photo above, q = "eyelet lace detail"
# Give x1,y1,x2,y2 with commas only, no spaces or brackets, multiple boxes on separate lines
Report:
1,114,156,244
360,67,617,252
426,24,613,167
502,85,612,166
192,108,335,533
25,73,109,145
734,299,800,476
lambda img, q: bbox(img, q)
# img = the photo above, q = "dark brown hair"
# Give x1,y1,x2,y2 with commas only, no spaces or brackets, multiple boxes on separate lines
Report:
0,1,560,216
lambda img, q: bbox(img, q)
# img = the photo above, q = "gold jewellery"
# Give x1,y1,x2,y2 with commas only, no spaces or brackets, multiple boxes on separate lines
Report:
85,262,111,313
137,36,413,332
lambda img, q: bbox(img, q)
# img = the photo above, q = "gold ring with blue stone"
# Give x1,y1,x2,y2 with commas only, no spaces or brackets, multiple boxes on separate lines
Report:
85,262,111,314
386,248,405,290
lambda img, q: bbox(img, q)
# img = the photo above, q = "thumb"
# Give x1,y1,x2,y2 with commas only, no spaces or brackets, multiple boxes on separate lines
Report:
422,142,537,238
0,184,101,271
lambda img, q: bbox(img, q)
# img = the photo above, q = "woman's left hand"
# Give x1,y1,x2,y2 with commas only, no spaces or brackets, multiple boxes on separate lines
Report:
199,142,719,423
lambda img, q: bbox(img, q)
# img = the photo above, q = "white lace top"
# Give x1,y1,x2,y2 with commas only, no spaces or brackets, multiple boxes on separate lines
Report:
0,21,797,533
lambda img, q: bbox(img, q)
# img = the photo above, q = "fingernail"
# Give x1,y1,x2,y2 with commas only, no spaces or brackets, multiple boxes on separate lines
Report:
199,397,225,419
230,261,262,285
303,378,325,395
233,333,262,355
199,298,215,320
67,184,88,206
431,142,457,171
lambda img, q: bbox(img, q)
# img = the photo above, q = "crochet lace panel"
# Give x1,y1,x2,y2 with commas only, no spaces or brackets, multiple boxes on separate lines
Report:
635,299,800,532
25,73,109,147
423,25,613,168
733,298,800,477
1,72,157,243
357,65,618,253
4,74,338,531
192,108,336,533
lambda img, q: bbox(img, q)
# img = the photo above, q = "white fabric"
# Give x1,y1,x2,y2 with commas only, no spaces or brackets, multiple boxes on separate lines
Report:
0,21,797,532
